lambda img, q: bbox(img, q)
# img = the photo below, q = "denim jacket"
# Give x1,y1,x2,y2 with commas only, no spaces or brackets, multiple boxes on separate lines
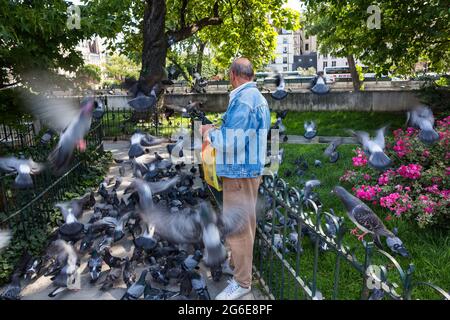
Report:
209,82,270,178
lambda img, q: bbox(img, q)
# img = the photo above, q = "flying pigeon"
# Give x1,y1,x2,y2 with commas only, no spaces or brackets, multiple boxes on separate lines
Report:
271,72,288,101
0,229,11,252
350,127,391,170
128,86,157,111
128,131,165,158
304,121,317,139
0,156,44,188
121,269,148,300
333,186,394,248
324,137,343,163
25,95,95,175
406,105,440,144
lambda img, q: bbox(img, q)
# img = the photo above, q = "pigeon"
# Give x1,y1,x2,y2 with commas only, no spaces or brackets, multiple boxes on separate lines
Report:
350,127,391,170
128,87,157,111
0,273,21,300
102,247,124,269
167,139,184,158
128,131,165,158
122,257,137,288
24,257,42,281
314,160,322,167
92,99,105,119
271,72,288,101
406,105,440,144
275,110,289,120
324,138,343,163
121,269,148,300
386,228,409,257
47,240,80,297
40,129,56,145
0,156,44,188
181,250,203,271
25,95,95,175
113,211,131,242
304,121,317,139
55,200,85,240
100,267,122,291
83,250,102,283
333,186,394,248
144,283,180,300
368,288,385,300
190,271,211,300
303,180,321,203
0,229,11,252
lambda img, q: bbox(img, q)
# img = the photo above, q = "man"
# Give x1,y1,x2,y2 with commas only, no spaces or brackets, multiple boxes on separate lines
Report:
202,58,270,300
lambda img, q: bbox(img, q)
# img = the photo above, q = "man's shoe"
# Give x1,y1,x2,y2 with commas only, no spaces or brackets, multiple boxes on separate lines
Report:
215,279,251,300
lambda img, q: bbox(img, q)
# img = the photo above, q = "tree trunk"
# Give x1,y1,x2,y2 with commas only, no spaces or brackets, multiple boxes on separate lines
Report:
347,55,361,92
139,0,167,94
196,40,206,75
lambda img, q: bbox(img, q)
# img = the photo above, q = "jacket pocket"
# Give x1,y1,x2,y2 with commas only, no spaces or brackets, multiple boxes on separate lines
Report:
223,178,242,192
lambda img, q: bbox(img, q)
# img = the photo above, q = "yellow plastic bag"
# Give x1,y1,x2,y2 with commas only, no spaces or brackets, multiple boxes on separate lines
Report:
201,141,222,191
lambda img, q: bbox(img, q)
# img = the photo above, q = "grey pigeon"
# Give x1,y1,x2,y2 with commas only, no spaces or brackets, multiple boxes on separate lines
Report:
314,160,322,167
24,257,42,281
92,99,105,119
386,228,409,257
0,273,21,300
406,105,440,144
0,156,44,188
190,271,211,300
271,72,288,101
181,250,203,271
128,87,157,111
128,131,165,158
47,240,79,298
88,250,103,283
122,257,136,288
304,121,317,139
0,229,11,252
368,288,385,300
26,95,94,175
324,138,343,163
303,179,321,203
121,269,148,300
333,186,394,248
350,127,391,170
100,267,122,291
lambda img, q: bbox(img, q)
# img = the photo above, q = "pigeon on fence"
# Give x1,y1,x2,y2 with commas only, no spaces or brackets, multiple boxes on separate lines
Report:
0,156,44,188
333,186,394,248
406,105,440,144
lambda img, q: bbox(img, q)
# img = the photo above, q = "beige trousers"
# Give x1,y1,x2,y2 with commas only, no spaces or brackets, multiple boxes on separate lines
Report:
222,176,261,288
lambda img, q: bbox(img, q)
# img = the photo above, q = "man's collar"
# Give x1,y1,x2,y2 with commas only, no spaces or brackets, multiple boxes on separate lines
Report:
229,81,256,101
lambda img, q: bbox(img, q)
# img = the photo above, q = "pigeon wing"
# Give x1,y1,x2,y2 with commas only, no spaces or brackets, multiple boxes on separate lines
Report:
351,204,384,234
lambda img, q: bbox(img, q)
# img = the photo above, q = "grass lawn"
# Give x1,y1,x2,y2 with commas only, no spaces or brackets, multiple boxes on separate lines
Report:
262,143,450,299
275,111,407,137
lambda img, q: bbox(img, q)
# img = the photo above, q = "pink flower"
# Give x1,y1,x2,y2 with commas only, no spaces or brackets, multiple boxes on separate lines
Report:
355,185,381,201
380,192,411,216
352,149,368,167
377,170,394,186
425,185,440,194
406,127,417,136
363,174,372,181
397,164,422,179
422,150,430,158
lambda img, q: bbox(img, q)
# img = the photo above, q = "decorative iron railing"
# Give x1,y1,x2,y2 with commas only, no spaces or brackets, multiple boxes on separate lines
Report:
253,174,450,300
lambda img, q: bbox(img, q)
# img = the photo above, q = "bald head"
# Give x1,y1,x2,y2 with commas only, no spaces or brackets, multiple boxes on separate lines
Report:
229,58,254,88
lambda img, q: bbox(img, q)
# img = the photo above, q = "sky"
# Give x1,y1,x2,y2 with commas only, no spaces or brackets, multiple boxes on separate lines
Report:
284,0,305,12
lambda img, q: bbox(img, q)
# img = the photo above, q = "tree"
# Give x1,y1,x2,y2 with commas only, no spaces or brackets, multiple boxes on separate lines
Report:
103,54,140,82
304,0,450,90
75,64,102,89
0,0,96,89
85,0,300,94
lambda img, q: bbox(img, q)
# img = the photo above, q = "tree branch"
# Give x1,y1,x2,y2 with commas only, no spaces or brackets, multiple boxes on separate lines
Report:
179,0,188,28
168,0,222,43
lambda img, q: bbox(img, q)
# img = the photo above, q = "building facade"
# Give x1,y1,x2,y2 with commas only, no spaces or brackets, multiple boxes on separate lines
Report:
267,29,296,72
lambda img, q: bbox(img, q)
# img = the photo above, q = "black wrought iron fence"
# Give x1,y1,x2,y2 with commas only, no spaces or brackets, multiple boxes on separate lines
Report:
253,175,450,300
0,123,104,235
101,105,192,140
0,122,37,153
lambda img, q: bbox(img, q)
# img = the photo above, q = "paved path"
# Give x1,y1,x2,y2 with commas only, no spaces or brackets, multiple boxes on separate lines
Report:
18,141,267,300
285,135,357,144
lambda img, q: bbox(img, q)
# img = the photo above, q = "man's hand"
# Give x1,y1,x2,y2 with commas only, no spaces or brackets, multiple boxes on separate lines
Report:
201,124,215,143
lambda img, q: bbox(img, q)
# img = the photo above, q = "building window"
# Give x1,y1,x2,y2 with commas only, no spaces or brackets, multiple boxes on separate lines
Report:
283,67,288,71
305,43,309,51
323,61,328,68
309,58,313,62
332,61,337,67
283,37,288,44
283,57,288,64
283,46,288,53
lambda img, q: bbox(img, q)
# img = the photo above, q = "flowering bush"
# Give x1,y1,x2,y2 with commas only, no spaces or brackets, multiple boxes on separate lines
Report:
340,115,450,229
